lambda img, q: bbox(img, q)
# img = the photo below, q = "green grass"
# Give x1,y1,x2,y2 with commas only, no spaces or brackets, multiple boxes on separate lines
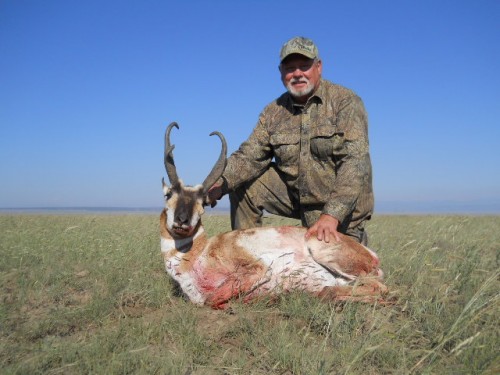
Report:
1,214,499,374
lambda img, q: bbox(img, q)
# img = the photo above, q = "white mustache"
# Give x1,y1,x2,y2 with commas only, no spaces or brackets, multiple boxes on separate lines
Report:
291,78,309,84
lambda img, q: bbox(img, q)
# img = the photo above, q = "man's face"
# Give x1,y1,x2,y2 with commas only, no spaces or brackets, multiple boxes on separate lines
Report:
280,54,322,103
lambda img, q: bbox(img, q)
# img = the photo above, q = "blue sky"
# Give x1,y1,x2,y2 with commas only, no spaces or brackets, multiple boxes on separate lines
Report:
1,0,499,213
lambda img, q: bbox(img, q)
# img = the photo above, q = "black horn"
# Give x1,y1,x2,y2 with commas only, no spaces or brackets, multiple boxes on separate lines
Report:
164,122,180,186
202,131,227,193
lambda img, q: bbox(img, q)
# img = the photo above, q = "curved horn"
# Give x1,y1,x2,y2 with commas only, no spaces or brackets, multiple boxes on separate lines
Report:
202,131,227,192
164,122,180,186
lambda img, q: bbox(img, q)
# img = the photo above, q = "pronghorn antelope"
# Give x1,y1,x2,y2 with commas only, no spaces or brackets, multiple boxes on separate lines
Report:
160,122,388,309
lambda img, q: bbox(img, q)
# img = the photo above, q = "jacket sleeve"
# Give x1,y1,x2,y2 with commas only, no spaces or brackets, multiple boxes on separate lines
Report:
221,113,273,192
322,95,372,222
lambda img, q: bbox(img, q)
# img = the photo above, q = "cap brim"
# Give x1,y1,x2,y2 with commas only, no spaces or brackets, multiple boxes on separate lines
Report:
280,51,317,62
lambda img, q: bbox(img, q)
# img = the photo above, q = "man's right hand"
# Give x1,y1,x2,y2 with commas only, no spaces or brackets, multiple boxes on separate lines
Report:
207,183,224,208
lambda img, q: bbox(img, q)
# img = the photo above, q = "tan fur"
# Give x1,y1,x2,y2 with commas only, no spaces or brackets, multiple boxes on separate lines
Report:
308,233,379,280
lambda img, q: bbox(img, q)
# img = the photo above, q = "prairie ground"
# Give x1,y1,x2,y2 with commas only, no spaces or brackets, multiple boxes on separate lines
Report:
0,214,498,374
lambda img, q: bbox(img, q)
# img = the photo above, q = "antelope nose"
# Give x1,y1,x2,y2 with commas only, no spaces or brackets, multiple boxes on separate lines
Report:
175,212,189,225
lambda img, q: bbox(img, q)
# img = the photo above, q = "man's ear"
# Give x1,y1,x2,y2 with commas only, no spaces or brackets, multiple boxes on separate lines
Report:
316,59,323,75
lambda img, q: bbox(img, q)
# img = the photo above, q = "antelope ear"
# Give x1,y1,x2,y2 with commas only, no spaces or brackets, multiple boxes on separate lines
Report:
162,178,171,197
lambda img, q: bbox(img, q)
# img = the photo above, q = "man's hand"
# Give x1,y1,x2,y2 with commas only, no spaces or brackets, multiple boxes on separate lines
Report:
305,214,341,242
207,183,224,208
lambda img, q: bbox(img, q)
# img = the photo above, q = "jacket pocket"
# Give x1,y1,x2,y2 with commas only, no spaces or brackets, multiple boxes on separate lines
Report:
270,133,300,166
310,125,345,161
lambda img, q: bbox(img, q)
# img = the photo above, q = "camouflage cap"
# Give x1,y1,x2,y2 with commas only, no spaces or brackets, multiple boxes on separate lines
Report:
279,36,319,62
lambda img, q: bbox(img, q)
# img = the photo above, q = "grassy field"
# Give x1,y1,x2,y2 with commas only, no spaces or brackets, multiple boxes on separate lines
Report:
0,213,498,374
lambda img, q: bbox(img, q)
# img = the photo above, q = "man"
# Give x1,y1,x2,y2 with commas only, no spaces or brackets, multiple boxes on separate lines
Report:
209,36,373,245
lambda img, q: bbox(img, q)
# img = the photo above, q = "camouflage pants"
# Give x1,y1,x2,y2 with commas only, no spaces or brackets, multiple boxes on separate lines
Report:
229,163,368,245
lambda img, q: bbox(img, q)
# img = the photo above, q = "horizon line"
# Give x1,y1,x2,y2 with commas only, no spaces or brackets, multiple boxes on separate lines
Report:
1,205,499,216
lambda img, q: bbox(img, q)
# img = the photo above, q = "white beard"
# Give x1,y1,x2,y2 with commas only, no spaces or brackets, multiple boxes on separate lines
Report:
286,77,315,98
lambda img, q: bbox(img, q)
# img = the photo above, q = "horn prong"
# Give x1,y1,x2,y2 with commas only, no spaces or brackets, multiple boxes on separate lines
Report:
202,131,227,192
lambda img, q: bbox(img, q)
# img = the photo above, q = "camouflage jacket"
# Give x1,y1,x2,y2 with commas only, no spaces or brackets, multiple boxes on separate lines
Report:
222,79,373,227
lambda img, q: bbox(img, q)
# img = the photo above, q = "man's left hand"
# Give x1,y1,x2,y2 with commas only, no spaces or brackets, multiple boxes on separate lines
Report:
305,214,341,242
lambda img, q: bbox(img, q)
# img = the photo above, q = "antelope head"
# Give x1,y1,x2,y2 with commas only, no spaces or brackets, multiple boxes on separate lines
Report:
162,122,227,239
